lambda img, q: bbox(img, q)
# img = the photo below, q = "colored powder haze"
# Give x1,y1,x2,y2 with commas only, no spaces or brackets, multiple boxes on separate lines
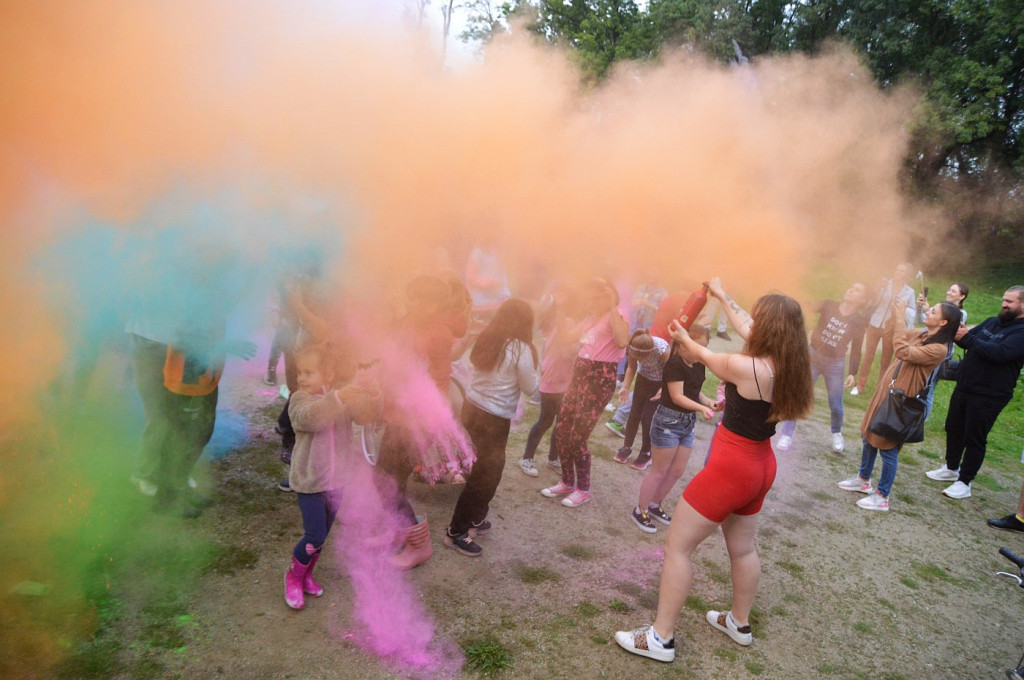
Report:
0,0,941,677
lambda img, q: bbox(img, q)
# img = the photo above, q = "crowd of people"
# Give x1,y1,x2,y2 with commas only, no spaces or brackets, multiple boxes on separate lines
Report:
125,250,1024,663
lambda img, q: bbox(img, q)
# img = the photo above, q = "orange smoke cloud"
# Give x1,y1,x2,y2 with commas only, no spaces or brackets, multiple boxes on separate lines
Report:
0,1,930,411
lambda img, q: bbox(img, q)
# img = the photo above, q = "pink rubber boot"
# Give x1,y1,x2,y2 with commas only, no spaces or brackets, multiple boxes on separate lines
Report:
303,551,324,597
284,556,308,609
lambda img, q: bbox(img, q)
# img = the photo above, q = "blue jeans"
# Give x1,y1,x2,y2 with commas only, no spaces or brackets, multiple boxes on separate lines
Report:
780,348,846,437
858,438,901,497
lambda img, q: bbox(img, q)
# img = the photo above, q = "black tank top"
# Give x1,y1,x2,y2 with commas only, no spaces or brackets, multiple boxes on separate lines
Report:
722,358,776,441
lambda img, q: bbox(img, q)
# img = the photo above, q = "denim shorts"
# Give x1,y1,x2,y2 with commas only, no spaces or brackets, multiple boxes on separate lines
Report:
650,405,697,449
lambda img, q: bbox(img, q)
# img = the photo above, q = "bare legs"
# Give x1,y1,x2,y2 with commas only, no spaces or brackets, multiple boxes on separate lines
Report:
651,500,761,640
638,445,693,511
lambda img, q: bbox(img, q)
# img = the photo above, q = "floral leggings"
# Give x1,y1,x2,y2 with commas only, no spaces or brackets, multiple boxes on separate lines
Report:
554,357,618,492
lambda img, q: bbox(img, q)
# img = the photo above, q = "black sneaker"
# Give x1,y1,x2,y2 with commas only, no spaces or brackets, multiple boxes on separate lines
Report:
631,507,657,534
468,520,491,537
647,505,672,525
988,514,1024,533
278,479,293,492
443,529,482,557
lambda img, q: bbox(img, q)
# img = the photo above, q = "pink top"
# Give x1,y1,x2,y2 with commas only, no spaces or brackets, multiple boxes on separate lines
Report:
539,328,579,394
577,308,628,364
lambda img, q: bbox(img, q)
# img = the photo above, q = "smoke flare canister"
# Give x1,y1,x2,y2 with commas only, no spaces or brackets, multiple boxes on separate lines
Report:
676,284,709,330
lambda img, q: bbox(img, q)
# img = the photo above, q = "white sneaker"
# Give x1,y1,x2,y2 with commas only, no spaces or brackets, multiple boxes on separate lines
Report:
856,492,890,511
706,610,753,646
831,432,845,453
614,624,675,662
837,476,873,494
776,435,792,451
943,481,971,499
130,475,158,497
926,465,960,481
519,458,539,477
849,387,860,396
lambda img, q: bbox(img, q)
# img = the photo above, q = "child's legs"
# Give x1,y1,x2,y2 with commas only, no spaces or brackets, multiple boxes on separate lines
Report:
554,368,589,487
875,445,901,497
653,445,694,506
524,392,561,460
639,445,679,510
639,397,659,454
450,403,511,534
623,375,659,449
544,393,565,462
858,438,879,481
294,492,337,563
568,361,618,492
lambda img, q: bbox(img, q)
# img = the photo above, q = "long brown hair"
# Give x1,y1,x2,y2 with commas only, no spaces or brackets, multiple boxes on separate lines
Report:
745,294,813,422
470,298,538,373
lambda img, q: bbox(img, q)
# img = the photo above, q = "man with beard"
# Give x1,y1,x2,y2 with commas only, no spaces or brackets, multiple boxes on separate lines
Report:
926,286,1024,500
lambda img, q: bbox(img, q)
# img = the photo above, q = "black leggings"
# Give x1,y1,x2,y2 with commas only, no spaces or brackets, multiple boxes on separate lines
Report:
523,392,563,461
623,374,659,453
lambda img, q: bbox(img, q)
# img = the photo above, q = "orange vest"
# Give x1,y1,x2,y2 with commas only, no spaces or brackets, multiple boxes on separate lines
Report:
163,345,223,396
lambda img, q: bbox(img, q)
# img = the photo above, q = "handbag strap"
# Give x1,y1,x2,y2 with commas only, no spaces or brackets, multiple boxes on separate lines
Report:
888,355,942,400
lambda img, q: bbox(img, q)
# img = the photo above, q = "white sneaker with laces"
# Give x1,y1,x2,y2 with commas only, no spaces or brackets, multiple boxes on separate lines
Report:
706,610,753,646
519,458,539,477
837,476,873,494
613,624,675,662
561,489,592,507
831,432,845,453
776,435,792,451
943,481,972,499
926,465,960,481
856,492,889,511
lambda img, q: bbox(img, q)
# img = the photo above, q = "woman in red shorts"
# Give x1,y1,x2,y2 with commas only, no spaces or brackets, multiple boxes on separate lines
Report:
615,278,813,662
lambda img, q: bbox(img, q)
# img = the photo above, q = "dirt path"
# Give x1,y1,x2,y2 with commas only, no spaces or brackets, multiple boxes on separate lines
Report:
116,368,1024,680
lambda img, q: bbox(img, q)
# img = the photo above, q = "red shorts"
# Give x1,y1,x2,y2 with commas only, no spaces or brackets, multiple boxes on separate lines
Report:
683,425,776,523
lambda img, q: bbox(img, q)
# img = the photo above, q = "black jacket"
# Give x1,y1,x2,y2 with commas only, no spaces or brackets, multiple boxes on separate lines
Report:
955,316,1024,401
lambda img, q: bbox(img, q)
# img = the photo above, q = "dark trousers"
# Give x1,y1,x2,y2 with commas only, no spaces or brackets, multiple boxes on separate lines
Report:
623,374,659,453
944,388,1009,484
293,490,343,563
131,334,216,494
523,392,563,461
449,401,511,535
373,426,418,526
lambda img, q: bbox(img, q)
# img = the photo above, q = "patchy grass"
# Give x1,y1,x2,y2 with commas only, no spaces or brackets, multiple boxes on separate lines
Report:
516,565,561,585
911,561,958,584
575,601,601,618
463,635,513,676
776,561,805,577
608,599,631,613
560,543,598,560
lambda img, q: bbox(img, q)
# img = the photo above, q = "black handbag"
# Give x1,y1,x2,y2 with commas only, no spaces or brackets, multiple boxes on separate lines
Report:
937,354,961,381
867,361,937,444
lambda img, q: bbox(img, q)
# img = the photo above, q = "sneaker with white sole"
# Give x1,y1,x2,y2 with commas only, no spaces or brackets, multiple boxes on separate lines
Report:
519,458,539,477
561,490,592,507
442,529,482,557
605,421,626,438
926,465,960,481
705,610,753,646
613,624,675,662
546,459,562,474
837,476,873,494
131,475,158,497
630,451,652,470
631,507,657,533
776,435,792,451
943,481,971,499
831,432,845,453
613,446,632,464
856,492,889,511
541,481,575,497
647,505,672,525
849,386,860,396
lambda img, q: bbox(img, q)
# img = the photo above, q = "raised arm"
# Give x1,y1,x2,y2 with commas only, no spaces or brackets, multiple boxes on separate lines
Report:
707,277,753,341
